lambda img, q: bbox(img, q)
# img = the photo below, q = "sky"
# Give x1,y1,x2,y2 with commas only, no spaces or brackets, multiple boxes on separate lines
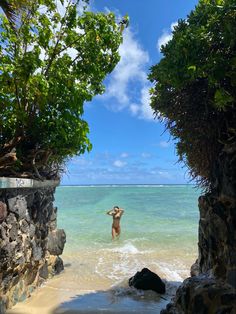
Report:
62,0,199,185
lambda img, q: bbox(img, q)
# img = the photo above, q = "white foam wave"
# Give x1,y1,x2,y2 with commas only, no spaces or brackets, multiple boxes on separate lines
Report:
157,262,184,282
111,243,140,254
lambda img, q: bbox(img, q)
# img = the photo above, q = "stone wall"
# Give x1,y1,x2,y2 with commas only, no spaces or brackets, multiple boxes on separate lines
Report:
0,180,66,312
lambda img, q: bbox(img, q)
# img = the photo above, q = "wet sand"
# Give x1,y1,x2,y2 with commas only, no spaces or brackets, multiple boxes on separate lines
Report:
7,246,191,314
8,269,171,314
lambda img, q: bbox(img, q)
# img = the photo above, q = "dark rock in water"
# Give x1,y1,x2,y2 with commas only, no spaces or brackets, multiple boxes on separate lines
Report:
160,276,236,314
53,256,64,274
129,268,166,294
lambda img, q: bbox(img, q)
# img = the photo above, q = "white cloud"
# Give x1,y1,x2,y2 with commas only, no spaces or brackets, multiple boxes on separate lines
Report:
159,141,170,148
158,171,172,180
56,0,89,17
120,152,129,158
141,152,151,158
113,160,127,168
99,26,155,121
157,22,178,51
130,86,154,121
104,28,149,108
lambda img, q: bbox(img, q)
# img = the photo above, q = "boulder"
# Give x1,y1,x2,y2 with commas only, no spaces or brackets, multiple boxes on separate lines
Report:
129,268,166,294
46,229,66,255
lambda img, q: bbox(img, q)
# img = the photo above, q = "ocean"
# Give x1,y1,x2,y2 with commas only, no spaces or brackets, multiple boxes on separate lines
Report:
49,185,200,312
10,185,200,314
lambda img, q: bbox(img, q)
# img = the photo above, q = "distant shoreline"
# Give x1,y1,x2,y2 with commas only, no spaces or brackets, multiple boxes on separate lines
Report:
59,183,196,187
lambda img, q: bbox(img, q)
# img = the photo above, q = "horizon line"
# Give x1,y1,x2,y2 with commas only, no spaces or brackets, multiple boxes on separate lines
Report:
59,183,195,186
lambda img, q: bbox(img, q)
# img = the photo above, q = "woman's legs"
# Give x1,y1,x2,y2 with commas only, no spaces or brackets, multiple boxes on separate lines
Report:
112,226,121,239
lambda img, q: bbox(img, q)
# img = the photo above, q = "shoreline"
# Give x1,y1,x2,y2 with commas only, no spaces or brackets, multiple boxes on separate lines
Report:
8,248,194,314
8,269,175,314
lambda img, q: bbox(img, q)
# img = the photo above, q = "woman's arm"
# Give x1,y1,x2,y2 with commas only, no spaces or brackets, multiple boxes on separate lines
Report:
119,208,124,215
107,209,115,215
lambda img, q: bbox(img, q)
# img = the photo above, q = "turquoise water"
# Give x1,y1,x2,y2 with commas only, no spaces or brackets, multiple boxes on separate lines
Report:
10,185,201,313
55,185,200,282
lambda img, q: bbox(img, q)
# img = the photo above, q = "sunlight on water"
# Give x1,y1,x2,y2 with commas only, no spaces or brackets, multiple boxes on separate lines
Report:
55,185,200,282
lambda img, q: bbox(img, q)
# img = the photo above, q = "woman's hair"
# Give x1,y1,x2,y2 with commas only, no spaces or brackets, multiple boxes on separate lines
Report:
114,206,119,209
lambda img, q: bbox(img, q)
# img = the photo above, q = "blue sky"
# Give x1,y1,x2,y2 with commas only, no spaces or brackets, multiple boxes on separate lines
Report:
62,0,199,185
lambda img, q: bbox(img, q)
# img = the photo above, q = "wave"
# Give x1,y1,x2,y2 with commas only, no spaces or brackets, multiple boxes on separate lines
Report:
157,262,184,282
109,243,140,254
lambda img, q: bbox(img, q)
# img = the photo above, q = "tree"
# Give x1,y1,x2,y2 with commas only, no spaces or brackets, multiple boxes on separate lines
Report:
0,0,28,23
0,0,124,179
149,3,236,311
149,0,236,190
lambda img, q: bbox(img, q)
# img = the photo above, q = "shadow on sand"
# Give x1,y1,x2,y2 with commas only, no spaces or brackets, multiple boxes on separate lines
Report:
50,281,181,314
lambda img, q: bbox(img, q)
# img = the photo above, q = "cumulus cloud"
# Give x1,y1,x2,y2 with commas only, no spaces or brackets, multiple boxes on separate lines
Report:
113,160,127,168
157,22,178,51
99,26,155,121
62,151,189,185
130,86,155,121
104,28,149,107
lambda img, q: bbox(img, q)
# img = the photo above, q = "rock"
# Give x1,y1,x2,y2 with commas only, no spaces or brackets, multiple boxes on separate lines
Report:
0,202,7,223
20,220,29,234
191,259,199,277
9,223,18,241
29,224,36,238
129,268,166,294
50,207,57,221
162,276,236,314
31,241,43,261
53,256,64,274
0,298,6,314
24,267,38,285
39,262,48,279
6,213,17,226
8,196,27,220
47,229,66,256
0,186,66,311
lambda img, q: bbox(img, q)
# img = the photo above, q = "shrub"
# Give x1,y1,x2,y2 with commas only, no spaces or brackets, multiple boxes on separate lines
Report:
0,0,124,179
149,0,236,189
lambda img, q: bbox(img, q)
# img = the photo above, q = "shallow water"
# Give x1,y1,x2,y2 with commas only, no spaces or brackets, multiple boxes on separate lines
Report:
56,185,199,281
9,185,200,314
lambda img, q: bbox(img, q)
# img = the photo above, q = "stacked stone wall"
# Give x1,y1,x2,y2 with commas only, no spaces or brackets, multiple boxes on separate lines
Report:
0,181,66,312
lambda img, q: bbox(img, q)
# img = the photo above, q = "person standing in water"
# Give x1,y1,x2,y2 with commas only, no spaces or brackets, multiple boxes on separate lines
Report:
107,206,124,239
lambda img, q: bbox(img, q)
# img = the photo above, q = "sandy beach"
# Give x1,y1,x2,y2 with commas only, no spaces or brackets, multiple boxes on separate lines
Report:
8,247,194,314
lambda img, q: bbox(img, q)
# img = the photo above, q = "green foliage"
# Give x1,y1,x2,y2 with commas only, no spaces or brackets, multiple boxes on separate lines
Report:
149,0,236,188
0,0,123,178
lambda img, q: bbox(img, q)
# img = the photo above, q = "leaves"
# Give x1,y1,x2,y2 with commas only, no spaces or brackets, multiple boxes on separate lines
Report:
149,0,236,189
0,0,124,179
